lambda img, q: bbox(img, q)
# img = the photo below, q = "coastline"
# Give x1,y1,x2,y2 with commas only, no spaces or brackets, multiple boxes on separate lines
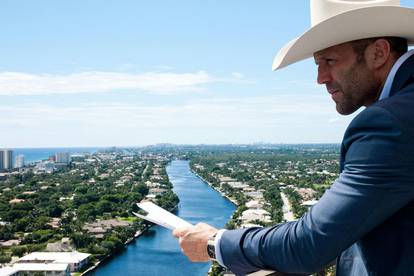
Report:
191,169,238,207
190,167,238,276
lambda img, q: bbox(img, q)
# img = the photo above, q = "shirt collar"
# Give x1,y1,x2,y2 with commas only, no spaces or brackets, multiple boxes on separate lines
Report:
379,49,414,101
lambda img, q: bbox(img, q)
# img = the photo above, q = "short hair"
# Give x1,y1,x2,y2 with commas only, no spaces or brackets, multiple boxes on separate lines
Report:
351,37,408,62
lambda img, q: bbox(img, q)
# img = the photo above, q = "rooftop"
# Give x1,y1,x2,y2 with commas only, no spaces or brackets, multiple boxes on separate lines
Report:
0,266,19,276
19,251,90,264
13,263,69,271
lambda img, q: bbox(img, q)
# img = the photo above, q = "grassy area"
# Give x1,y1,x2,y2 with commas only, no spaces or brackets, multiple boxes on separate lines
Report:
119,217,137,222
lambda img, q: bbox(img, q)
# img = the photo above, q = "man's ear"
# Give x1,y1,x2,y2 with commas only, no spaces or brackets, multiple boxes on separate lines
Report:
365,39,392,70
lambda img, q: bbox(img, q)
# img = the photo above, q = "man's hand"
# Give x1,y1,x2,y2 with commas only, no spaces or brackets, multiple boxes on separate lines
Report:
173,222,218,262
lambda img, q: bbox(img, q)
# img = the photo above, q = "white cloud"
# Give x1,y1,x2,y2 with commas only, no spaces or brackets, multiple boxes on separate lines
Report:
231,72,244,79
0,71,213,95
0,93,355,147
0,95,343,128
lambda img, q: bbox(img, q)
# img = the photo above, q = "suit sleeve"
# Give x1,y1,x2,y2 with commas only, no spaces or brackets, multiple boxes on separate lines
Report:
219,106,414,275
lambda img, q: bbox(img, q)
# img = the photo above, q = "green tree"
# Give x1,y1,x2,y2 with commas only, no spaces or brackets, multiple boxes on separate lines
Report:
11,245,27,257
0,253,11,263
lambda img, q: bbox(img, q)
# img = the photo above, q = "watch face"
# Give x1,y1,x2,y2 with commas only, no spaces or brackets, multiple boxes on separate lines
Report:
207,243,216,260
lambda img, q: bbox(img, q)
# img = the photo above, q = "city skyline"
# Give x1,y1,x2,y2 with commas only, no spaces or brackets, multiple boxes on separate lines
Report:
2,0,413,147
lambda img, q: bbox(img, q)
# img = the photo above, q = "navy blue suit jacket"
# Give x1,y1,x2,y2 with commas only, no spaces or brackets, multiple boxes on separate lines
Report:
219,55,414,276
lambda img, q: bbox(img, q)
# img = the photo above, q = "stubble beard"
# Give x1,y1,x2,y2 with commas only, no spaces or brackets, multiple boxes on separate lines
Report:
334,61,379,115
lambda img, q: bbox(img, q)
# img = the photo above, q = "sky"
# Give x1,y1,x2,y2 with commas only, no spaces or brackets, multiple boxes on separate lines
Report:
1,0,413,148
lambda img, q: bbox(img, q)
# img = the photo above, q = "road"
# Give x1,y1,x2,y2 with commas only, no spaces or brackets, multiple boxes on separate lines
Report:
280,192,295,221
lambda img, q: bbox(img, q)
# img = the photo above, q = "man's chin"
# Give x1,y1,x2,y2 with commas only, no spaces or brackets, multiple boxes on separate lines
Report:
336,104,358,115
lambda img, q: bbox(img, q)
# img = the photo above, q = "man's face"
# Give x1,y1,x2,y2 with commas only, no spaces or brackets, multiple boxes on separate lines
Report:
314,42,379,115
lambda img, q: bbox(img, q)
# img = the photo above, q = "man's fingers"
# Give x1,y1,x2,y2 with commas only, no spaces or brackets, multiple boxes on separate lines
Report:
172,226,191,238
174,223,218,263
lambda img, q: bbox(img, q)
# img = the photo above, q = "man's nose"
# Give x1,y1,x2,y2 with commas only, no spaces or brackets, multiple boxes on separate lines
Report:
317,65,331,85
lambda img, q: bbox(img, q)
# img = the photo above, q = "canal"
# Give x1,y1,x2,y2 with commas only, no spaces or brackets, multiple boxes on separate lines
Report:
89,160,236,275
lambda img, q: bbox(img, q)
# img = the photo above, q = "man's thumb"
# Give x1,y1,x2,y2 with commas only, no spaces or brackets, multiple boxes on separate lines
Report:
172,227,189,238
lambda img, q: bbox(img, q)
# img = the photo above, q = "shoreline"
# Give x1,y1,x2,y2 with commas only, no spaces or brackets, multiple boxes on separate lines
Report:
191,169,239,207
190,166,239,276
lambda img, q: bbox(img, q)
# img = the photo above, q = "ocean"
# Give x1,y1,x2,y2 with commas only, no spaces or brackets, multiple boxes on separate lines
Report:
11,147,101,164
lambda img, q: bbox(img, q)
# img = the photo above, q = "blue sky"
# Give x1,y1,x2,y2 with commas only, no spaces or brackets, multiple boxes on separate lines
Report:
1,0,413,147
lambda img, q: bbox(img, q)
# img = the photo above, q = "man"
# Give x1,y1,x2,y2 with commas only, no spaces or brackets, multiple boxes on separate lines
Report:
173,0,414,275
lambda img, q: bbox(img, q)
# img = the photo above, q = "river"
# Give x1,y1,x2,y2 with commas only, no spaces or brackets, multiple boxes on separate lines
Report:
89,160,236,276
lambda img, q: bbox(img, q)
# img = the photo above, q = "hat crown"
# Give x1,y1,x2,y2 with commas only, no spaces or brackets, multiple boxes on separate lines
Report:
311,0,400,26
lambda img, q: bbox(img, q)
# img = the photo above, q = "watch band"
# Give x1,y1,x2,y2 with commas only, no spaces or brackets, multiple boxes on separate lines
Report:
207,232,217,261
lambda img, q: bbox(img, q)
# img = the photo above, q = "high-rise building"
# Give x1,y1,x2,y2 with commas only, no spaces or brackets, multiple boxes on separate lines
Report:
55,152,70,164
0,149,13,171
0,151,4,171
15,154,24,169
4,149,13,170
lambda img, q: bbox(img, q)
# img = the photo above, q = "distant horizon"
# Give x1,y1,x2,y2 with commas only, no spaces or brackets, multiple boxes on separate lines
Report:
6,142,341,150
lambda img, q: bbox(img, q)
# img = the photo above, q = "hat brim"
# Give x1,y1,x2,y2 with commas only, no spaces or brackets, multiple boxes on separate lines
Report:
272,6,414,70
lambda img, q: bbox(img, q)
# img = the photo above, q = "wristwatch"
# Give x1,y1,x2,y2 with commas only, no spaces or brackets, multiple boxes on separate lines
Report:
207,233,217,261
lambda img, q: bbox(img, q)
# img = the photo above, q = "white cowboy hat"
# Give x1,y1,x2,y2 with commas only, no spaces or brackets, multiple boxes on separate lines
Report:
272,0,414,70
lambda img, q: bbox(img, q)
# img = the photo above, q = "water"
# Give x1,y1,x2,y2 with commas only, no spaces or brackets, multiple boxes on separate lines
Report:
90,160,236,276
11,147,100,164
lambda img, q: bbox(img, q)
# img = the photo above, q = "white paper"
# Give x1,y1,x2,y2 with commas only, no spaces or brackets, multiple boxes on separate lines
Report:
133,201,193,230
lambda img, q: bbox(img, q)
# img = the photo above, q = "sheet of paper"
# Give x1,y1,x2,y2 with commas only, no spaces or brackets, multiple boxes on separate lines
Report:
133,201,193,230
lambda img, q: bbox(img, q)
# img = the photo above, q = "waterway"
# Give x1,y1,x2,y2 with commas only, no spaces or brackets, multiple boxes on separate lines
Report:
89,160,236,276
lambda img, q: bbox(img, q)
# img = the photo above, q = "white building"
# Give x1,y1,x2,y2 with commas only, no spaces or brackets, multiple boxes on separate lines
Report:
0,266,19,276
15,154,24,169
70,154,85,162
3,149,13,170
12,263,70,276
0,263,70,276
240,209,271,223
246,200,263,209
35,161,55,174
302,199,319,207
0,149,13,171
245,191,264,200
55,152,70,164
17,251,90,272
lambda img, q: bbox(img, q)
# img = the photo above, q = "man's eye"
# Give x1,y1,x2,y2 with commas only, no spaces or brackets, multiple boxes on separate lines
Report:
326,59,336,65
